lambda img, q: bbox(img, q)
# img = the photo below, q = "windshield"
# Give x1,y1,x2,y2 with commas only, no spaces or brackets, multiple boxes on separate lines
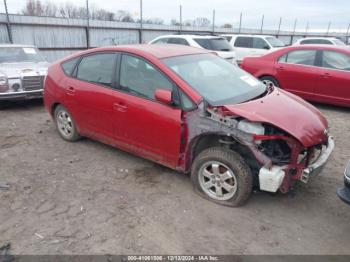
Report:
163,54,266,106
0,47,46,63
332,39,346,46
193,38,233,51
266,37,285,48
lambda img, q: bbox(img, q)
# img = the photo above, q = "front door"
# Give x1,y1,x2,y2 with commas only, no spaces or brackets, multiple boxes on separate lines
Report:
112,53,182,168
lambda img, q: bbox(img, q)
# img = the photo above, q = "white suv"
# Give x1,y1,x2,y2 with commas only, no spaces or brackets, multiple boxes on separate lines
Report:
222,34,285,64
293,37,346,46
149,34,236,64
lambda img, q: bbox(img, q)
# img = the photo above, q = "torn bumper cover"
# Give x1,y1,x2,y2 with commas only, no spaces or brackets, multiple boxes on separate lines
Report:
300,136,335,183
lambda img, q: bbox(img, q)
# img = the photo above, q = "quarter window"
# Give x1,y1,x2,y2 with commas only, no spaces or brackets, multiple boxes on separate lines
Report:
280,50,316,66
119,54,174,100
322,51,350,71
76,53,115,87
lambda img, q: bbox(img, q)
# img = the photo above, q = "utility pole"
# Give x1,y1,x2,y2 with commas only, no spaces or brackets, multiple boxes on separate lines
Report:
139,0,143,43
3,0,13,43
346,23,350,45
326,22,331,36
305,22,309,35
179,5,182,34
277,17,282,37
212,9,215,33
238,12,242,33
260,14,264,34
291,19,297,45
86,0,90,48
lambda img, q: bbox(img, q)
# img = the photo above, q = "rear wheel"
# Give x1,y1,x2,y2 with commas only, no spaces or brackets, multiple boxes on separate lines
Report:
54,105,80,142
191,147,253,207
260,76,280,88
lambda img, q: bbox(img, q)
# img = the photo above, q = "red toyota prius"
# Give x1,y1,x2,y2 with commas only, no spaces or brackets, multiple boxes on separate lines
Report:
44,45,334,206
241,45,350,107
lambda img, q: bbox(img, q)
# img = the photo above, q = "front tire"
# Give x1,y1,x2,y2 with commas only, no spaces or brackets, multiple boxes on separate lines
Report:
191,147,253,207
54,105,80,142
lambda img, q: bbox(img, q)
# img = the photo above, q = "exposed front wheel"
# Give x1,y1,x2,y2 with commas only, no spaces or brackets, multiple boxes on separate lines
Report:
191,147,253,207
54,105,80,142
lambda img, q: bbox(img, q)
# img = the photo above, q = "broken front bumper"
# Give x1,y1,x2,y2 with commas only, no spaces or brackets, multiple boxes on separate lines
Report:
300,136,335,183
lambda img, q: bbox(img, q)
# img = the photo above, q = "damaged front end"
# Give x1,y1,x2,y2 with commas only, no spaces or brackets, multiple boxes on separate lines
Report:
182,100,334,194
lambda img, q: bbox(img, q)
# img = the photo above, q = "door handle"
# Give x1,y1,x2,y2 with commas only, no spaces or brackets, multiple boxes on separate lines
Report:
322,72,332,78
277,66,285,71
113,102,127,112
66,86,75,95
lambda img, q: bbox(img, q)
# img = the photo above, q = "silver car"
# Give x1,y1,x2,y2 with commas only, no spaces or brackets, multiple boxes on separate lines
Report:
0,44,49,101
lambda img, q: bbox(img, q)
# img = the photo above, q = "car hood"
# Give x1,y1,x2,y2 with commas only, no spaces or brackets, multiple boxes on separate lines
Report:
0,62,49,78
223,88,328,147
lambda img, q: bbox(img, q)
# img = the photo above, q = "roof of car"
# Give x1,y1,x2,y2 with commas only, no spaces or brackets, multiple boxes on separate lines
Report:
221,34,275,38
156,34,225,39
83,44,211,59
296,37,338,40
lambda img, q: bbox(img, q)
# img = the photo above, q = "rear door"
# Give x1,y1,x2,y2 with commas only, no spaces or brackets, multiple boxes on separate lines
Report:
111,53,183,168
63,52,117,141
233,36,253,62
275,49,319,99
315,50,350,105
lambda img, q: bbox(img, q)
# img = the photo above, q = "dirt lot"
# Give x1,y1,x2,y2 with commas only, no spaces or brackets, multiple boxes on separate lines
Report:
0,99,350,255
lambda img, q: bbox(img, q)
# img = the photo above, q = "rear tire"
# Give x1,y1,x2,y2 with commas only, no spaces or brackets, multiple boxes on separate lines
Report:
260,76,280,88
191,147,253,207
54,105,80,142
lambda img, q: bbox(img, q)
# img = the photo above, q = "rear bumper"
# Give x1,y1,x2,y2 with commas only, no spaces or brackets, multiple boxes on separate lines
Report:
0,90,43,101
300,136,335,183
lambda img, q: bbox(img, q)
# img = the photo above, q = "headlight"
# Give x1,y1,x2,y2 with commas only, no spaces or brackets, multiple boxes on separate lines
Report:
0,76,9,93
237,120,265,144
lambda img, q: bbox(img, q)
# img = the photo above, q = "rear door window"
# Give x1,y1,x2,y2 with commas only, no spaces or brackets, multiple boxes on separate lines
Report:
76,53,116,87
234,37,253,48
168,38,189,46
322,51,350,71
280,50,317,66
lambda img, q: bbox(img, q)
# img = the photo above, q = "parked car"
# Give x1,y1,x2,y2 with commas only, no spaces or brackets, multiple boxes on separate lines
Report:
337,161,350,205
241,45,350,107
44,45,334,206
149,34,236,64
294,37,346,46
0,44,49,101
222,34,285,64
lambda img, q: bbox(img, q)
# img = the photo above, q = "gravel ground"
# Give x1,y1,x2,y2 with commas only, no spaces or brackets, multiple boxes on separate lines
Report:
0,99,350,255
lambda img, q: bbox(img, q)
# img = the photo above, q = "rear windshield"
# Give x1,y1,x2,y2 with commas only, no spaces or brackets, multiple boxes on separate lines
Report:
193,38,233,51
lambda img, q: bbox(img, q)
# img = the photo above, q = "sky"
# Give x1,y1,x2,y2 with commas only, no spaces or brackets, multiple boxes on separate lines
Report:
3,0,350,32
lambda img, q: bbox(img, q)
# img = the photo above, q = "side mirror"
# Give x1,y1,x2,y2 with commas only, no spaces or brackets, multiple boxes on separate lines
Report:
263,45,271,50
155,89,172,105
